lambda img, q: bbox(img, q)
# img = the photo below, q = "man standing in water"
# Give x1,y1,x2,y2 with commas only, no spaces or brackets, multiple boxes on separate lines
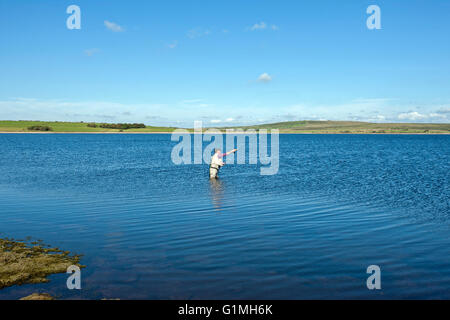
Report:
210,148,237,179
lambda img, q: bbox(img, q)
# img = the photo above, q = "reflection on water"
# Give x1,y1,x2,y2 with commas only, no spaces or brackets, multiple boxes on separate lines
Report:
209,178,225,211
0,134,449,299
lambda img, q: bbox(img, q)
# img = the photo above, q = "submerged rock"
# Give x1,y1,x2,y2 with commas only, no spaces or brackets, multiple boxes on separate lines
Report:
0,238,83,290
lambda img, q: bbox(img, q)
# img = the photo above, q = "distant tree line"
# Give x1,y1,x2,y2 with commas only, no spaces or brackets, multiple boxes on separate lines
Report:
27,125,52,131
87,123,146,130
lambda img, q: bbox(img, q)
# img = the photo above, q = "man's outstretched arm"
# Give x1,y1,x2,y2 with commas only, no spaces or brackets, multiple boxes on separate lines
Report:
224,149,238,156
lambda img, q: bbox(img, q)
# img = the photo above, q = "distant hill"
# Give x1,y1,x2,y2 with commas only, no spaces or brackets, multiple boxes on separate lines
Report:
0,121,178,133
0,120,449,134
220,120,450,134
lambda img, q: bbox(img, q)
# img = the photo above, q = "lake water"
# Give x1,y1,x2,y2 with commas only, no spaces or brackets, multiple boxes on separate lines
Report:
0,134,449,299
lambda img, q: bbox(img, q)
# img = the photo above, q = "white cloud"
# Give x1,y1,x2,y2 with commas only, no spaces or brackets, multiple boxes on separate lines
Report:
187,28,211,39
436,107,450,114
277,99,393,123
104,21,124,32
257,73,272,83
250,22,267,31
429,113,447,119
398,111,427,121
0,97,174,126
275,100,450,124
249,22,278,31
397,111,447,122
2,97,448,129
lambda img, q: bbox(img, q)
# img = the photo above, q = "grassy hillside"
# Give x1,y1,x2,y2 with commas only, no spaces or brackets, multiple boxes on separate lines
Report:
0,121,178,133
223,120,450,134
0,120,449,133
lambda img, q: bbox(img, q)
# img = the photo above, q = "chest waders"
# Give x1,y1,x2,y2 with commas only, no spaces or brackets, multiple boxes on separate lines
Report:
209,163,221,179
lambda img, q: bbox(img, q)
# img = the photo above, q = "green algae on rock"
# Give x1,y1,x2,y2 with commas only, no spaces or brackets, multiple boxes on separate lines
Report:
0,238,83,289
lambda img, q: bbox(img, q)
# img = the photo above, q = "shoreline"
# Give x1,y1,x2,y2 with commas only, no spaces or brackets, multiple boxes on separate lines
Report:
0,131,449,135
1,120,449,135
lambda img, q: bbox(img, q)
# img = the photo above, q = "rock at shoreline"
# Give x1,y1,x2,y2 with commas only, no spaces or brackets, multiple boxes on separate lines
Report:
20,293,55,300
0,238,83,290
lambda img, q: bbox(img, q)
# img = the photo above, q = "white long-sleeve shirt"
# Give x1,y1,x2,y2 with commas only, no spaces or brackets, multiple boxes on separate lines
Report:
210,153,224,168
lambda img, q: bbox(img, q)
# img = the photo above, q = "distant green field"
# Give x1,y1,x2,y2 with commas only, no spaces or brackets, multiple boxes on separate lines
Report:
223,120,450,134
0,121,179,133
0,120,449,134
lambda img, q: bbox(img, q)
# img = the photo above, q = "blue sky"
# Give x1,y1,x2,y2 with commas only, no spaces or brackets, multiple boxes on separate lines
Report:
0,0,449,127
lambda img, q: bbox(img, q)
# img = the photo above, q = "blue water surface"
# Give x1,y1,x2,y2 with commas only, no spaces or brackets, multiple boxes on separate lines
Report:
0,134,449,299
